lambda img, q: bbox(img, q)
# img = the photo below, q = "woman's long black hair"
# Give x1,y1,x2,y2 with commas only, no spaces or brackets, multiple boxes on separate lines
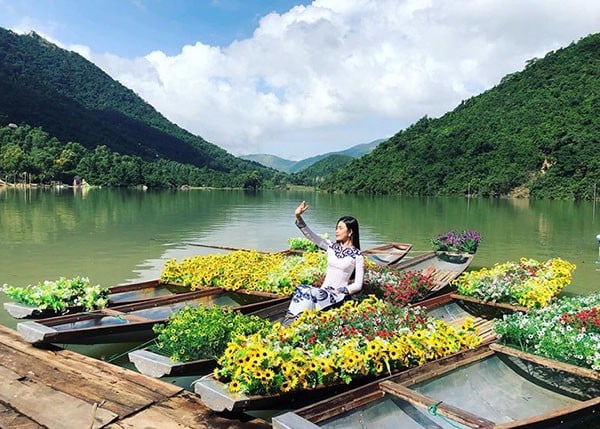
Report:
337,216,360,249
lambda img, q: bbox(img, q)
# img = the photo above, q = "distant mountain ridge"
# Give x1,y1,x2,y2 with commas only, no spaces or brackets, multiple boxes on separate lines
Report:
241,138,386,173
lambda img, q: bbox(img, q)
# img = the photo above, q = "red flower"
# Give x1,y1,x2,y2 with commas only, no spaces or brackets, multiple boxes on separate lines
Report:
559,307,600,333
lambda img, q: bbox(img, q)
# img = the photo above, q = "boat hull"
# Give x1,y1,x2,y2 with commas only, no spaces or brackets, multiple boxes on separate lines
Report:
16,289,288,345
192,293,496,412
128,299,292,377
273,344,600,429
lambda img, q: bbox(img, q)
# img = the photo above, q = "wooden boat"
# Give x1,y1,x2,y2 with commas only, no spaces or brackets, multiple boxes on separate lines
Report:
191,292,496,413
128,299,291,378
5,243,412,320
127,244,415,378
130,285,475,380
388,250,475,298
129,289,470,379
129,247,473,377
450,293,530,319
362,242,413,266
273,343,600,429
16,287,288,345
3,279,197,319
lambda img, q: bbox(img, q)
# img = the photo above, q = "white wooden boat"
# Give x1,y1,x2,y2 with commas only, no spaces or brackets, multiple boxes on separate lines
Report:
273,343,600,429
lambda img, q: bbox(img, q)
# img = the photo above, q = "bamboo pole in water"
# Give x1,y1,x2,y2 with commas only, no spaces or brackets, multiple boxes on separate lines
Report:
185,243,274,253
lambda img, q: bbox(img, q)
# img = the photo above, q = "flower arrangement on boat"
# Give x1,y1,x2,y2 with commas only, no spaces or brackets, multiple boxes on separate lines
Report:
214,297,482,395
454,257,576,309
150,305,273,362
1,276,108,312
362,267,434,306
494,292,600,370
160,250,328,296
431,230,481,255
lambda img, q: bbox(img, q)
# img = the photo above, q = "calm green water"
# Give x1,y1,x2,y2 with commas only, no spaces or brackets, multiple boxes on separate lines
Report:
1,187,599,359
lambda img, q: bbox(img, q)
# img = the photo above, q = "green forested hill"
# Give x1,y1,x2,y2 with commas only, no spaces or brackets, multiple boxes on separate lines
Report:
323,33,600,200
0,28,271,187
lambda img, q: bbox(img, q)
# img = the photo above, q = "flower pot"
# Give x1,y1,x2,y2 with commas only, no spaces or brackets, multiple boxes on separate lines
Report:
436,251,469,263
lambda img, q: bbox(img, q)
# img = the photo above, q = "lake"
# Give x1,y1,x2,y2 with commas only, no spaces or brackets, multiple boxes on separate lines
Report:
1,187,599,369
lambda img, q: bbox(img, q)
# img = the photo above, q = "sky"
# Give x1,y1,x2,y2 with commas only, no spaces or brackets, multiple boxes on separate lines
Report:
1,1,599,160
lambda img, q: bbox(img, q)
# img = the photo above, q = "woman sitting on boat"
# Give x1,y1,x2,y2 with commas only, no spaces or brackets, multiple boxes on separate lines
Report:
284,201,364,324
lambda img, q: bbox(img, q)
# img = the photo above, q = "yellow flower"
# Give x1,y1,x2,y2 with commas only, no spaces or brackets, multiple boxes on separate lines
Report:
280,380,293,393
228,380,241,393
309,361,320,372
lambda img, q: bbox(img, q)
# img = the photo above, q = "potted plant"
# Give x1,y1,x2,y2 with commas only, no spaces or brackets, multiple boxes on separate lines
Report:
431,230,481,261
150,305,273,363
288,234,328,252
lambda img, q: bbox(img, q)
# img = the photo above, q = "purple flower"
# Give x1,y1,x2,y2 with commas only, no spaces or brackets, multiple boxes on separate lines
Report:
431,230,481,254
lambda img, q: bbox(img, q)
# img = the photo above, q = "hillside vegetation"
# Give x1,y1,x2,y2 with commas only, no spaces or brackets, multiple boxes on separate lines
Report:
322,33,600,200
0,124,280,188
0,28,273,187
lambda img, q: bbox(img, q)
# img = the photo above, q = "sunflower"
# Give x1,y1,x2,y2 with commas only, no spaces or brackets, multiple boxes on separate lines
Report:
228,380,242,393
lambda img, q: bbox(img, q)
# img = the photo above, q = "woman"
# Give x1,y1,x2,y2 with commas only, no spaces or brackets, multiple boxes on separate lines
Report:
284,201,364,323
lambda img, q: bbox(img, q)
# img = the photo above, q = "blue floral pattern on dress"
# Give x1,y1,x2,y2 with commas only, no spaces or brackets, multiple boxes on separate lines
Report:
330,242,361,259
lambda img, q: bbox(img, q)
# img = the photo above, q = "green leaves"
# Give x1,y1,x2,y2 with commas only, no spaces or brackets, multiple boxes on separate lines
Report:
150,305,273,362
288,236,320,252
1,276,108,312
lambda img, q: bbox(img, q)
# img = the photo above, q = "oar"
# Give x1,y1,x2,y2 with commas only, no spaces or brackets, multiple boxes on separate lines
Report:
152,237,261,252
184,243,299,254
186,242,433,254
185,243,258,252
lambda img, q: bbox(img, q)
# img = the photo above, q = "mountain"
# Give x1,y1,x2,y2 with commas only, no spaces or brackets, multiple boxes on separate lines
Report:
290,154,354,186
241,138,385,173
0,28,271,183
322,33,600,200
238,154,297,174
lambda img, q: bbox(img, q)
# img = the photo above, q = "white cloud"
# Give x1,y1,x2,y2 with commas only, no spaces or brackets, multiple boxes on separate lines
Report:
12,0,600,159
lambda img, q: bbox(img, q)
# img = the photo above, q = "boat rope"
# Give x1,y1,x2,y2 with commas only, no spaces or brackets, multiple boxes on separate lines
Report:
106,337,157,363
427,401,463,429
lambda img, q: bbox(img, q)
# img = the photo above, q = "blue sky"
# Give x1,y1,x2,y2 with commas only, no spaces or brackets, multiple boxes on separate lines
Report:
0,1,311,56
1,1,600,160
